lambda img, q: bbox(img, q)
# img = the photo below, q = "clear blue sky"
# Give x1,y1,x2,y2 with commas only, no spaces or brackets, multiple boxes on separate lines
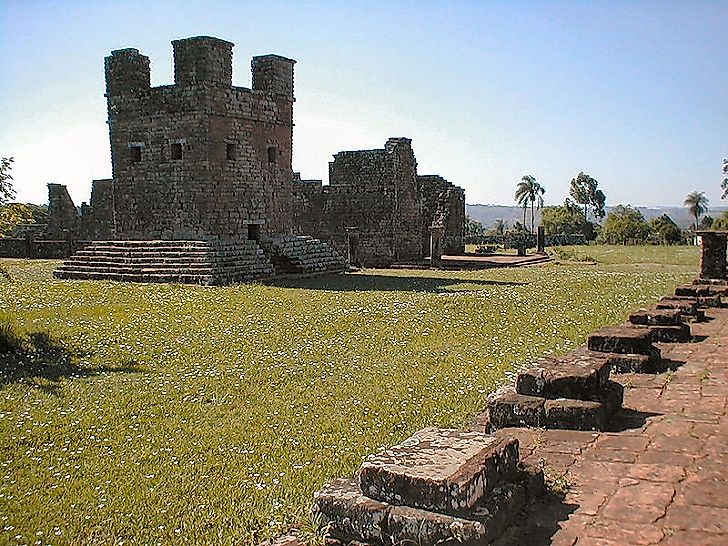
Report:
1,0,726,208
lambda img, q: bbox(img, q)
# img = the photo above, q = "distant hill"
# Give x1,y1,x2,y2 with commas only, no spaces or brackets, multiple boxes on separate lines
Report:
466,204,728,230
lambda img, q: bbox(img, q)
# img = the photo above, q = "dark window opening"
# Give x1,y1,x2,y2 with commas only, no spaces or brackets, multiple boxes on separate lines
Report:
247,224,260,241
170,142,183,160
267,146,277,164
129,145,142,163
226,143,236,161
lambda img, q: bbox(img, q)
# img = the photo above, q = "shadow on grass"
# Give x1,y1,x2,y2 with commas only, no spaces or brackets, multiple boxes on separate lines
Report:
493,490,577,546
0,325,144,395
271,273,527,293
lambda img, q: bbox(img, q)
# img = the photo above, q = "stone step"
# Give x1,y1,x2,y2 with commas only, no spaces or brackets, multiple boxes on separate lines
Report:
656,298,706,321
675,284,728,297
571,346,665,374
587,325,657,355
53,240,275,285
516,352,611,400
631,323,692,343
313,472,542,546
487,381,623,431
629,308,682,326
358,428,519,515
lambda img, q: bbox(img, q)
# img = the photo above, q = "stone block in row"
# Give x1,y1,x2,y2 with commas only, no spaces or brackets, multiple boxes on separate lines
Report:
487,381,623,431
516,352,611,400
314,471,543,546
587,325,655,355
358,428,519,515
675,284,728,298
629,308,682,326
601,350,666,374
656,297,705,321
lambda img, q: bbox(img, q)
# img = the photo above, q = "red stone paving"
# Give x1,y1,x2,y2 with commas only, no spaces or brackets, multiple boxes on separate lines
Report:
491,307,728,546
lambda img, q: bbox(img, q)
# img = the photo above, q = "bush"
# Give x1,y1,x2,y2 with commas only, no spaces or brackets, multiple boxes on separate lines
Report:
598,205,650,245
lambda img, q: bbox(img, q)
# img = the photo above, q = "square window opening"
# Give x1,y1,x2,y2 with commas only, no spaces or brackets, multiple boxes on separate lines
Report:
267,146,277,164
170,143,183,160
226,143,236,161
247,224,261,242
129,145,142,163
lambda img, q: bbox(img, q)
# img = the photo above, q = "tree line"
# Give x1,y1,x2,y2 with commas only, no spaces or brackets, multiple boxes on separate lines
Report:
467,158,728,245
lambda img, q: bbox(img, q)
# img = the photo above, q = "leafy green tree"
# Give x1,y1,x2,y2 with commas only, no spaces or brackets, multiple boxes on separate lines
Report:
492,219,505,236
649,214,683,245
542,203,585,236
684,191,709,230
515,175,545,234
598,205,650,244
0,204,39,237
569,172,606,220
0,157,14,206
465,216,485,237
713,210,728,230
722,158,727,200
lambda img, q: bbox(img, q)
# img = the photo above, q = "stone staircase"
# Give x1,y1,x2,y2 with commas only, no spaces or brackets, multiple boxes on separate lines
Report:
313,427,543,546
487,351,624,431
265,235,347,276
53,240,274,285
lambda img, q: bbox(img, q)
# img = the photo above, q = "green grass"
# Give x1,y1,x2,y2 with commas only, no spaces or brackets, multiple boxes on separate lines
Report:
0,246,697,545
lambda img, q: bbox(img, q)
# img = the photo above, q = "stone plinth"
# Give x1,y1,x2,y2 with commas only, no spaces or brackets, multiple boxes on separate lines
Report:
696,230,727,281
312,427,543,546
629,308,682,326
516,353,611,400
588,325,657,356
358,428,519,515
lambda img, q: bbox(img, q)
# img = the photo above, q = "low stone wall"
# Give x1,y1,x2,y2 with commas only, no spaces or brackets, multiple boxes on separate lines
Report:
0,238,88,259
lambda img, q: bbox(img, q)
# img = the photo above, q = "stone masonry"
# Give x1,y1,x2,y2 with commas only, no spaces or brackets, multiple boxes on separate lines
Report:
104,37,295,241
45,36,466,275
293,140,465,267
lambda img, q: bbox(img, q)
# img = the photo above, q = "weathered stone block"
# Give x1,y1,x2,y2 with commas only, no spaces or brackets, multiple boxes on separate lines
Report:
516,353,611,400
603,350,665,374
656,297,705,321
487,389,546,429
544,398,609,431
358,428,519,515
312,479,389,544
629,308,682,326
314,472,543,546
587,325,655,355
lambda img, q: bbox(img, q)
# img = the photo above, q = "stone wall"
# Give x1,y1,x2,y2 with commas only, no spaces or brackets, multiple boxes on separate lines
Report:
80,179,115,240
104,37,295,242
293,139,465,266
45,184,80,239
419,175,465,254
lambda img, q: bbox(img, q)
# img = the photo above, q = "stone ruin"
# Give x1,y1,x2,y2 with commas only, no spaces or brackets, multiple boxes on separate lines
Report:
25,36,464,282
313,427,543,546
293,140,465,267
301,236,728,546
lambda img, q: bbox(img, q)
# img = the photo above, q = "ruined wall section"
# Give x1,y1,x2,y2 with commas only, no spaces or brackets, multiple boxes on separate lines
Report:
419,175,465,254
45,183,80,239
293,138,424,266
80,179,115,240
105,37,295,242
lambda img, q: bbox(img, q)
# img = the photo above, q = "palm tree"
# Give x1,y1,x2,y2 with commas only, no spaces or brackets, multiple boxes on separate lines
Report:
515,175,546,233
684,191,709,230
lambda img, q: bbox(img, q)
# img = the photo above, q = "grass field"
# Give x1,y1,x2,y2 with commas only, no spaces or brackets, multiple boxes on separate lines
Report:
0,245,698,545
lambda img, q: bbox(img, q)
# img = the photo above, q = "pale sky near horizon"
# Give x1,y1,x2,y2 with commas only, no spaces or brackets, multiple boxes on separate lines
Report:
1,0,726,209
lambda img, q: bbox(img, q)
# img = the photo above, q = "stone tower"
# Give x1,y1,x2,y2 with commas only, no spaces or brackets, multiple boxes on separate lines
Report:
104,36,296,241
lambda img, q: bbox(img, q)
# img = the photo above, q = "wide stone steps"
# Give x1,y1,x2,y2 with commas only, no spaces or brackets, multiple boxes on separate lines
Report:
54,240,274,285
268,235,347,276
